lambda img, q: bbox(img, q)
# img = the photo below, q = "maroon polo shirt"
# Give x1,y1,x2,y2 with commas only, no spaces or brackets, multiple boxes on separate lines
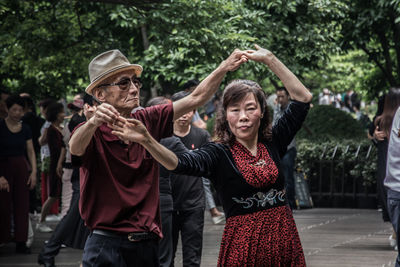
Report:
75,103,173,237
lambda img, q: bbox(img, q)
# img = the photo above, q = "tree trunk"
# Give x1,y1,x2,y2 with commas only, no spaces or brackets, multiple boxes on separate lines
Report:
140,24,158,98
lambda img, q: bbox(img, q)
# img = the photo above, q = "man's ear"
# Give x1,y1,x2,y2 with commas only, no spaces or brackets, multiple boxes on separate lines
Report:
94,88,106,102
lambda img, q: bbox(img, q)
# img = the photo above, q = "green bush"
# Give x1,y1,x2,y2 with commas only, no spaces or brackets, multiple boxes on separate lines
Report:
297,105,366,141
296,139,377,187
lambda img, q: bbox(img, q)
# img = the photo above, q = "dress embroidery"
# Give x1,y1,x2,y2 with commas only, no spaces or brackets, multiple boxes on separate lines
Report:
232,189,286,209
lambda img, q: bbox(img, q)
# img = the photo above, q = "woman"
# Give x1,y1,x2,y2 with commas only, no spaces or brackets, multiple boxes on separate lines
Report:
110,45,312,266
38,95,92,267
37,102,66,231
0,95,37,253
373,88,400,248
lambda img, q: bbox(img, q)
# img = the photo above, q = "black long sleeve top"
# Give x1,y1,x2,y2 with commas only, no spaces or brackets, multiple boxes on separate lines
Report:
174,100,310,218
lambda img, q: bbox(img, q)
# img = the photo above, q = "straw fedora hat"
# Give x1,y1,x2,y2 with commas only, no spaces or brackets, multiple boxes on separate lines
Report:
85,49,143,95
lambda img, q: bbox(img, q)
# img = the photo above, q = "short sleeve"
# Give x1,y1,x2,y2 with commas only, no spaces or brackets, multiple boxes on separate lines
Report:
22,123,32,141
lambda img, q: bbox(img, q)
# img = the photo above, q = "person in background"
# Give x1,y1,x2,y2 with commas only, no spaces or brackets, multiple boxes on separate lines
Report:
146,96,190,267
169,90,210,266
383,87,400,266
183,80,208,130
60,96,84,217
110,44,312,266
38,99,61,227
37,102,66,232
273,86,297,210
318,88,332,105
20,95,45,248
375,88,400,250
182,81,226,223
0,95,37,254
38,94,92,267
353,101,371,130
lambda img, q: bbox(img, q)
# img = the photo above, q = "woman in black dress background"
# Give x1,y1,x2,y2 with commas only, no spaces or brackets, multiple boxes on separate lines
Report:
0,95,37,253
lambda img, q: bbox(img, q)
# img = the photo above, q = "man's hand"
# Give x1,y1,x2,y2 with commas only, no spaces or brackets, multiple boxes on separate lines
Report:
87,103,120,128
243,44,274,65
109,117,151,145
0,176,9,192
374,126,386,141
27,173,37,190
219,49,248,72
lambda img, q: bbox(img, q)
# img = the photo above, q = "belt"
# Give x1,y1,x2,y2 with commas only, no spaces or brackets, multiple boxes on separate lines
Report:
93,229,158,242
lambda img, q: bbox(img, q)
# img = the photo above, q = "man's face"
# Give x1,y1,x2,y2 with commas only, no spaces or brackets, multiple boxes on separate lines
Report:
175,110,195,128
95,70,141,114
276,90,289,108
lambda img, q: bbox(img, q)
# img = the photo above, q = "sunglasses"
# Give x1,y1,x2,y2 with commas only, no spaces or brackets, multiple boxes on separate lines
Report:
97,76,142,91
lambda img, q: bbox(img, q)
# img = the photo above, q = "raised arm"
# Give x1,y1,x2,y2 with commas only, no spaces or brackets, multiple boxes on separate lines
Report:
173,49,248,120
109,117,178,170
244,45,312,103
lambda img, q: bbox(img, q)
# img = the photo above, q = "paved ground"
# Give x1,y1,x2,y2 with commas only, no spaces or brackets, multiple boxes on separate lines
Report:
0,208,396,266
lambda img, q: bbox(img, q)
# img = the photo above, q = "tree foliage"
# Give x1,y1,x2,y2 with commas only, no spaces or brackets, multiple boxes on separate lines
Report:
339,0,400,94
1,0,398,102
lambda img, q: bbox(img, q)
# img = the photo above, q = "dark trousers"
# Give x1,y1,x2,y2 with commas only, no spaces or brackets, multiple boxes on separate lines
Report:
40,169,84,261
159,193,173,267
82,232,159,267
171,208,204,267
377,141,390,221
281,147,297,209
0,156,29,243
387,189,400,267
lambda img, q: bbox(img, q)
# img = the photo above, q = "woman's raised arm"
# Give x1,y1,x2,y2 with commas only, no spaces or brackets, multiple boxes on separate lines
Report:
244,45,312,103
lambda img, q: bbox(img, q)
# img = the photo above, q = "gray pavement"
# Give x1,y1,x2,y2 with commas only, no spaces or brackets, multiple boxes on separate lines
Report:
0,208,396,266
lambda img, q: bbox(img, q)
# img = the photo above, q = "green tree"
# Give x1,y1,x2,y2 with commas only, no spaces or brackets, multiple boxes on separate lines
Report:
339,0,400,95
1,0,346,101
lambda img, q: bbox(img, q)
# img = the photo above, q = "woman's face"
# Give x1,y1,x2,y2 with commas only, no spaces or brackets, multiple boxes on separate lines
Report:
56,110,65,124
226,93,262,144
7,104,24,122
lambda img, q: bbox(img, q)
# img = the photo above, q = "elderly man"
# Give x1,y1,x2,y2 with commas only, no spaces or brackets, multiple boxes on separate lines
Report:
69,49,247,266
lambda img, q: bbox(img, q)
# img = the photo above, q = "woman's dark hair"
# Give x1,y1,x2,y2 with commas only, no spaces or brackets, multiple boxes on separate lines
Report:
214,79,271,145
5,94,25,109
146,96,171,107
45,102,64,122
39,98,55,110
83,93,94,106
375,87,400,138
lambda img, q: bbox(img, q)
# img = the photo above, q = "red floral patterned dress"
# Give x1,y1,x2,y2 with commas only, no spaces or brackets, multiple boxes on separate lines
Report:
217,141,306,267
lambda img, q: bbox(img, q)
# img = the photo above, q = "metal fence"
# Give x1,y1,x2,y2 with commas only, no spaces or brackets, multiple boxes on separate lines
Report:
308,144,377,208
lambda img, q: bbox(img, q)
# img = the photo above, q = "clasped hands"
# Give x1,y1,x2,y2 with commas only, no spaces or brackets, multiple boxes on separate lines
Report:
221,44,274,71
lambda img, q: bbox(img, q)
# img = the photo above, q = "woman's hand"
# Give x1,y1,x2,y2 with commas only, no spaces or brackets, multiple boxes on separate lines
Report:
0,176,9,192
83,103,96,120
109,117,151,145
219,49,248,72
244,44,275,65
374,126,386,141
27,172,37,190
